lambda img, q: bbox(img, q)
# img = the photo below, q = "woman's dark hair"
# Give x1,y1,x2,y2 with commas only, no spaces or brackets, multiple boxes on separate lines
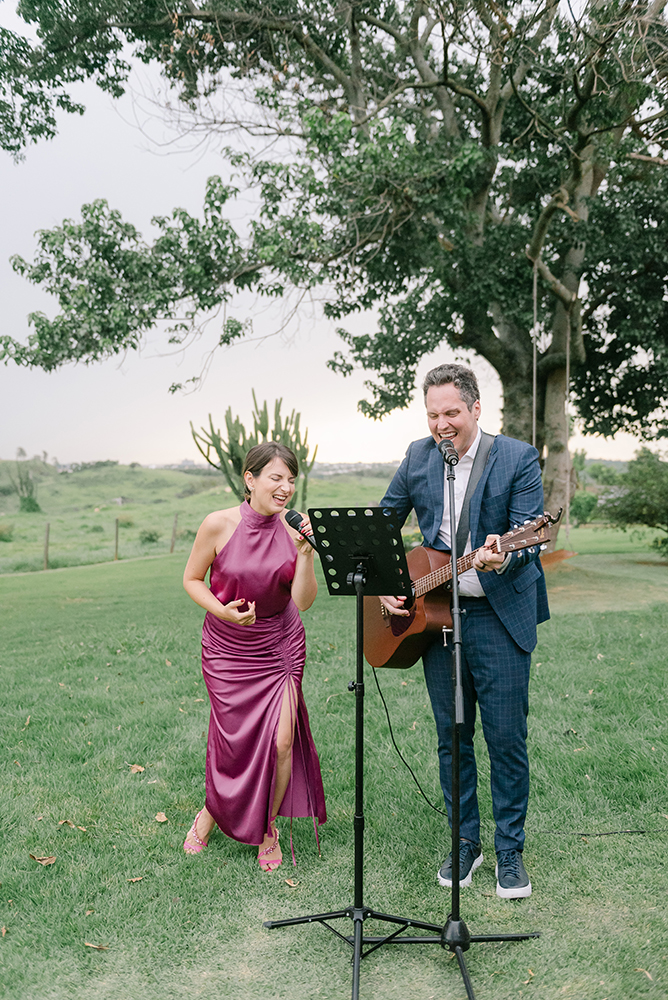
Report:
242,442,299,498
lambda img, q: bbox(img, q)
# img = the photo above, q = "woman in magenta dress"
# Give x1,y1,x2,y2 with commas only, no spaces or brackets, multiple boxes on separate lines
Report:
182,442,326,871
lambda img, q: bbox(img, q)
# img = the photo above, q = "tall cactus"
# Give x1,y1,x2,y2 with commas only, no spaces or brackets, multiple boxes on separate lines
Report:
191,391,318,509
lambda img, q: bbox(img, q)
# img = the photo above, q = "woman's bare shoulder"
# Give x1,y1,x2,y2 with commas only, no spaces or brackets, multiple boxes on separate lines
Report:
200,504,242,531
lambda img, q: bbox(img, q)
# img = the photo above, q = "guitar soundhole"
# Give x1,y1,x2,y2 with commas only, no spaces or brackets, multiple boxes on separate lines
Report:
390,610,415,636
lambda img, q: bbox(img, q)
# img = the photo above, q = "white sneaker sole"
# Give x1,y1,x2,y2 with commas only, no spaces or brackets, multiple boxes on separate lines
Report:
495,863,532,898
438,851,483,888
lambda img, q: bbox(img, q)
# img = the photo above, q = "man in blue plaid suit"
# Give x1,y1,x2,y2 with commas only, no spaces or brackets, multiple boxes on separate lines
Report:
380,363,549,898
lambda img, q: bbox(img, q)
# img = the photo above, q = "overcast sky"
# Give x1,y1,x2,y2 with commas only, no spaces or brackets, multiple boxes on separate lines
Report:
0,3,646,466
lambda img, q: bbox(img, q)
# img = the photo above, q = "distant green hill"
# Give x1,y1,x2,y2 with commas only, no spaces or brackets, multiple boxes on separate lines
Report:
0,460,396,574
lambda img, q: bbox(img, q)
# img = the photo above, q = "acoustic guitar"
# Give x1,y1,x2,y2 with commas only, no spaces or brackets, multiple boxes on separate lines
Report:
363,511,560,669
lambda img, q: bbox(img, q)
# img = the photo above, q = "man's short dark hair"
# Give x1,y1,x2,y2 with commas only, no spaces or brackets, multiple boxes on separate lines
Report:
422,364,480,410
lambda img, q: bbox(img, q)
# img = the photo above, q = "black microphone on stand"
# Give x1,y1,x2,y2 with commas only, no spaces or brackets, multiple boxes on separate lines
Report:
437,438,459,466
285,508,317,548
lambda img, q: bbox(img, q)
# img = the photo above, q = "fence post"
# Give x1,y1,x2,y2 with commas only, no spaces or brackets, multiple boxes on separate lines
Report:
43,522,50,570
170,512,179,554
115,518,119,561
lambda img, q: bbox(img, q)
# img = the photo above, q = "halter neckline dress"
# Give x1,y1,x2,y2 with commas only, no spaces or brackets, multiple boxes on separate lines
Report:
201,501,326,847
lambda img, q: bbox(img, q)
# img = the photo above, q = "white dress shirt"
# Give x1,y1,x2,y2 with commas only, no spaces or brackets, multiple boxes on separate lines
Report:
436,427,486,597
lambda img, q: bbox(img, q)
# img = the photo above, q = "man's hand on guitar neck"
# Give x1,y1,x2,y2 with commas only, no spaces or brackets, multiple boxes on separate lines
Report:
472,533,505,572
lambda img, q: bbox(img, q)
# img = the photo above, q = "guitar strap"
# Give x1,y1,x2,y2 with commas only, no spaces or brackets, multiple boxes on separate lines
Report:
454,431,495,557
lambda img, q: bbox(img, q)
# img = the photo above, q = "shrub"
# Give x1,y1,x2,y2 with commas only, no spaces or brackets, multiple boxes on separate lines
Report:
89,524,104,533
118,515,134,528
19,495,42,513
0,522,14,542
140,529,161,544
570,491,598,527
177,527,197,542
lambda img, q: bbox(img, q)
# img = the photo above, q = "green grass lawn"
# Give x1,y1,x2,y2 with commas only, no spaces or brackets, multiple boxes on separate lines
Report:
1,543,667,999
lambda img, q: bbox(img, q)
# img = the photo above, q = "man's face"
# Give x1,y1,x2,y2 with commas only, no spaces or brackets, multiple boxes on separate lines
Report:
426,383,481,458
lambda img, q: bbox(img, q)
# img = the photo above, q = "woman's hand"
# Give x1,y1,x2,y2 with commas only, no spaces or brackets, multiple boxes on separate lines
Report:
217,599,257,625
292,515,315,556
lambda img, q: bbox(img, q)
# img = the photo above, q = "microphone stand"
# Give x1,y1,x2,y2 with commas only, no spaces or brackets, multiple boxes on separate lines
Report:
439,440,539,999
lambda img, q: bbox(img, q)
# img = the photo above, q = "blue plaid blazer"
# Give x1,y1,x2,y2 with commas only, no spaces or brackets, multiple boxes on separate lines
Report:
381,433,550,652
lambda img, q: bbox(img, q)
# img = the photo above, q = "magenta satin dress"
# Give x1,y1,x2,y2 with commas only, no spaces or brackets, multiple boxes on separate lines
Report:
201,501,326,847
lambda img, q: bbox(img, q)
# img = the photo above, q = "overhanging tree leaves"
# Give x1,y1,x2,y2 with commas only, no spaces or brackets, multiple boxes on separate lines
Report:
2,1,668,525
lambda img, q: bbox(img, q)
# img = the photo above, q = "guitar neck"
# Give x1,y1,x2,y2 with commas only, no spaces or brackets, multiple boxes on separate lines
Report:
413,549,478,598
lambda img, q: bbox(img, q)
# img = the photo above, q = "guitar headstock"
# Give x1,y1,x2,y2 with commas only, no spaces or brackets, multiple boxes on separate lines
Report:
498,509,562,553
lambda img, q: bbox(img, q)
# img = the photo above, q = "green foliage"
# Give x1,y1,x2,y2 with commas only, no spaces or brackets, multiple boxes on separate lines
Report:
191,391,317,508
569,491,598,527
1,1,668,456
8,448,42,513
587,462,622,487
139,528,161,544
0,522,14,542
599,448,668,556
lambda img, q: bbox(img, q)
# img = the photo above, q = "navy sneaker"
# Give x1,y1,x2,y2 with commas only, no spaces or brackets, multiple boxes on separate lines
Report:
437,840,483,888
495,849,532,898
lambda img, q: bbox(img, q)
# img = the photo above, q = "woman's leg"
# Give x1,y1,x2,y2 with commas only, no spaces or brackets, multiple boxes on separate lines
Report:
258,678,297,869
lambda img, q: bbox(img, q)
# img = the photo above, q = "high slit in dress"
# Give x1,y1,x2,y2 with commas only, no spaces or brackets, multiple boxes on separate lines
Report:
201,500,326,846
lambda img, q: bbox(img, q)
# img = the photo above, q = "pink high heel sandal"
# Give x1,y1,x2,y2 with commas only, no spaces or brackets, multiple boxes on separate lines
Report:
258,823,281,872
183,809,208,854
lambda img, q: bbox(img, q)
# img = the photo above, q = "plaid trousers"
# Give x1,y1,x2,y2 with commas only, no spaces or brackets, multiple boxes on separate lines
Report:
422,597,531,854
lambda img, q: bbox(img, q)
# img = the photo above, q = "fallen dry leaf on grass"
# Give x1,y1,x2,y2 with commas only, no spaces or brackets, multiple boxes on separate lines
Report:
635,969,653,981
128,764,145,773
85,910,94,916
155,812,168,823
127,876,144,883
1,927,6,937
165,659,172,666
284,879,299,888
77,826,87,832
59,819,75,828
13,760,20,767
29,854,56,866
23,716,30,728
84,941,109,951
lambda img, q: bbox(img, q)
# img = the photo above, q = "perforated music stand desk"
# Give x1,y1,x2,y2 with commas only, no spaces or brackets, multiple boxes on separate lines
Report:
264,507,445,1000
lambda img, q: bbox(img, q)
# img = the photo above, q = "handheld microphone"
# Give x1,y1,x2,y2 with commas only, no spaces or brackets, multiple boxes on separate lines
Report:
437,438,459,466
285,508,317,548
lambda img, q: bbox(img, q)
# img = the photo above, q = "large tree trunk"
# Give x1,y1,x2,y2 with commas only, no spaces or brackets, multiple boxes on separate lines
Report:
541,364,571,547
497,365,544,455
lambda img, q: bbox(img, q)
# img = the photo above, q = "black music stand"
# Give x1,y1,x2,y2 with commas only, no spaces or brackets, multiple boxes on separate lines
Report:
264,506,442,999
